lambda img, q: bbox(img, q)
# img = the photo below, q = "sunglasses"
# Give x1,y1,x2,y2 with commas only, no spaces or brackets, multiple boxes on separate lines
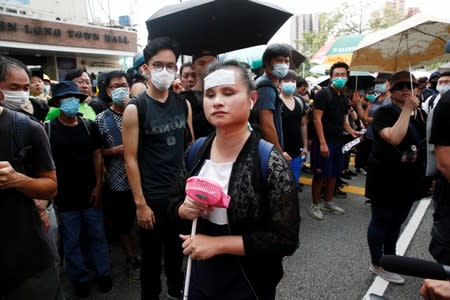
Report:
392,82,418,90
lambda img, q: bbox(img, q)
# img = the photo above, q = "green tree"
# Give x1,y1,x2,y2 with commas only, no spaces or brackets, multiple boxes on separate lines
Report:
369,6,406,31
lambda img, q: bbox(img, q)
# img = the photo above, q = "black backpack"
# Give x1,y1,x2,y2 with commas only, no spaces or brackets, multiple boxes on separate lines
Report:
11,111,33,174
250,77,281,135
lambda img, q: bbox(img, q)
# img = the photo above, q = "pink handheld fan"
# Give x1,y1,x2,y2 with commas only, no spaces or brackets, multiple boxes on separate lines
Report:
185,176,230,208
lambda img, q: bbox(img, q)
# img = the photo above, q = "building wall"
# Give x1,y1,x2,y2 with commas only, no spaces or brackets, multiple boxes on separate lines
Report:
0,8,136,81
290,13,320,51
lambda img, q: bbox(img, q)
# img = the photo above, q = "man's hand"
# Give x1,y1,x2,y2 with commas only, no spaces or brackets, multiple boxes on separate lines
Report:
90,185,102,207
136,204,156,230
320,143,329,158
0,161,25,190
282,152,292,163
405,95,420,111
34,199,50,233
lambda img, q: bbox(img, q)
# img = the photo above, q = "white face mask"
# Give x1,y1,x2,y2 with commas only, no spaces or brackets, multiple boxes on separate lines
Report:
151,69,175,91
0,89,29,110
436,84,450,95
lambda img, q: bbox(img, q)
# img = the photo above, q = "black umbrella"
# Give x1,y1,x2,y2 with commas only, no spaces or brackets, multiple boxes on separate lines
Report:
316,71,375,91
146,0,293,55
288,45,306,70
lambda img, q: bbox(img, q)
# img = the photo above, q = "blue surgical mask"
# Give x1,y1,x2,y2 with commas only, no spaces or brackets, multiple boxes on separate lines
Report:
281,82,296,95
436,84,450,95
365,94,376,102
374,83,387,94
60,97,80,117
111,87,129,106
271,63,289,79
332,77,347,89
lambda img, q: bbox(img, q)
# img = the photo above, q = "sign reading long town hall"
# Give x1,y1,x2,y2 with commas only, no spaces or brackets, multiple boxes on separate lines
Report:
0,13,137,52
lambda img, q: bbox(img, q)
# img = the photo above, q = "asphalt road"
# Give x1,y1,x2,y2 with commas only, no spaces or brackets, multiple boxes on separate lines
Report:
62,167,436,300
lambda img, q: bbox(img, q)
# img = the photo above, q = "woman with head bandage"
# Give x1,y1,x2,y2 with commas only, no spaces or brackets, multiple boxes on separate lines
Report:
168,60,300,300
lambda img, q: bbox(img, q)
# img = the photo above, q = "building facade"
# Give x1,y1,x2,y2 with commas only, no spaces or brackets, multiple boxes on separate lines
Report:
290,13,320,51
0,0,136,81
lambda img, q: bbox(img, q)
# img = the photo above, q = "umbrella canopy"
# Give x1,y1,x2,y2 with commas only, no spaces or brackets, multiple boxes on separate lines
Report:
322,34,366,66
350,14,450,73
146,0,293,55
316,71,375,91
310,38,336,64
222,44,305,70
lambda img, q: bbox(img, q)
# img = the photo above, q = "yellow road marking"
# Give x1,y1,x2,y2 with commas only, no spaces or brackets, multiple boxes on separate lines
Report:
299,176,365,196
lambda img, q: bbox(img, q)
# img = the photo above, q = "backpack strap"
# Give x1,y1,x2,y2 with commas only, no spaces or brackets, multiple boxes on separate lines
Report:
43,120,51,139
186,137,207,171
186,136,274,185
103,109,122,145
12,111,30,157
257,139,274,184
11,111,32,173
428,93,439,111
131,93,149,159
77,116,92,137
293,95,304,112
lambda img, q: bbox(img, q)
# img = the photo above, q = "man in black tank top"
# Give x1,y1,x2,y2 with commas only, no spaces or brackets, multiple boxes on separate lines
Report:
122,37,193,300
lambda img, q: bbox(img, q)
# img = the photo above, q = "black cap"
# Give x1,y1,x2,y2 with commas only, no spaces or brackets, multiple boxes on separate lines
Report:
373,73,392,84
192,50,217,62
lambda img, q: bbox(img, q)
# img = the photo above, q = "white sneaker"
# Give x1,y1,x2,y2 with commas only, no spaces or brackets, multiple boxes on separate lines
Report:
319,201,345,214
309,204,323,220
369,264,405,284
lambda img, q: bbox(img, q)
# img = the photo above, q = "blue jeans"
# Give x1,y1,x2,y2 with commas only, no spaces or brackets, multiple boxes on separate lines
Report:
367,202,413,265
60,208,110,283
289,156,303,190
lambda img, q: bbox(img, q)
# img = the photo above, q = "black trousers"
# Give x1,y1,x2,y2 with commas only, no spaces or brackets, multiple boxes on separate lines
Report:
139,215,184,300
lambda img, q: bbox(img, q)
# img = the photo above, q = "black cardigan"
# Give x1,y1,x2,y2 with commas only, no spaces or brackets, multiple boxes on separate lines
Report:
168,132,300,299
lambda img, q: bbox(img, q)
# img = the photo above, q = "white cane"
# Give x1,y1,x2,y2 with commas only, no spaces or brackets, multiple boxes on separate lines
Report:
183,218,197,300
183,176,230,299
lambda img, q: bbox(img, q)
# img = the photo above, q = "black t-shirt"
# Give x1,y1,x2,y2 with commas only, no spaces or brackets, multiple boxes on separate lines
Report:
312,86,348,144
365,104,426,205
0,108,55,292
429,91,450,245
180,90,214,138
281,98,305,158
130,91,187,214
48,118,101,211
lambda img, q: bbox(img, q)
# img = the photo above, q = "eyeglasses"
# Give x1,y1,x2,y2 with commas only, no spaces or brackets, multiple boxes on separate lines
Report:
392,82,417,90
152,62,177,73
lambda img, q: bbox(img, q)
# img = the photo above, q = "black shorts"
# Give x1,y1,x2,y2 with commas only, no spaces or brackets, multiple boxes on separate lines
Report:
103,187,136,235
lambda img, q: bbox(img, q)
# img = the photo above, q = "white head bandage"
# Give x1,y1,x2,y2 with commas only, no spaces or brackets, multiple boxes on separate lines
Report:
204,69,235,91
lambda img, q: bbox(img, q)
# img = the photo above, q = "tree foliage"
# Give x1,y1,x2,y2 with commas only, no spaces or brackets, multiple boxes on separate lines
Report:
369,6,406,31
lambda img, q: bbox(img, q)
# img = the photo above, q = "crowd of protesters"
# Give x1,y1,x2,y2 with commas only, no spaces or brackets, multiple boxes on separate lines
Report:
1,36,449,300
